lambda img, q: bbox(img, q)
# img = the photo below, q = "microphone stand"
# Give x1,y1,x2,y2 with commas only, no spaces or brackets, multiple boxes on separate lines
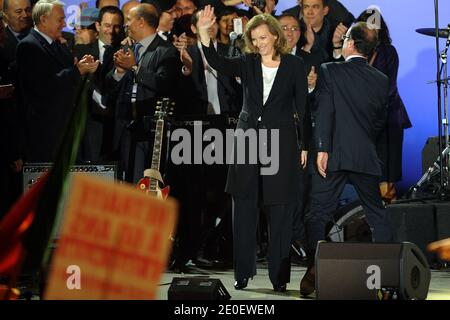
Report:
406,2,450,200
435,23,450,199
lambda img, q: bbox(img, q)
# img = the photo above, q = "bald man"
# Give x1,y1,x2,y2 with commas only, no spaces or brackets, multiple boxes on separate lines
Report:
121,0,139,24
107,3,180,183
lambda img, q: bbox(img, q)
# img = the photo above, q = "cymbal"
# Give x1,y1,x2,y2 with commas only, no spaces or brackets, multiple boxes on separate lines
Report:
416,28,449,38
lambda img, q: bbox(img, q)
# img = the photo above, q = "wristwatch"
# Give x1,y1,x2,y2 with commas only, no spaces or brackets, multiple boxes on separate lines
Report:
131,65,138,73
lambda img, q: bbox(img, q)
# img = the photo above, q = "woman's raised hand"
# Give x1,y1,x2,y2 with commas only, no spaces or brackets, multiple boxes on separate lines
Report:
197,5,216,31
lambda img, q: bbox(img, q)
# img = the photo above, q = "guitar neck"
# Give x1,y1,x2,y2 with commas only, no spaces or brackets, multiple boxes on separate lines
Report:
151,119,165,173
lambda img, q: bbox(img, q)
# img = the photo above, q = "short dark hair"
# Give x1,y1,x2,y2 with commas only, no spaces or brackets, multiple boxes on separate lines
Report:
348,21,378,57
301,0,328,7
277,12,301,25
96,0,120,8
99,5,124,25
135,3,159,29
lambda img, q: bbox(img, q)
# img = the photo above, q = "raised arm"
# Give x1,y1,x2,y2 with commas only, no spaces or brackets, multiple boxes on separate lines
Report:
197,5,242,78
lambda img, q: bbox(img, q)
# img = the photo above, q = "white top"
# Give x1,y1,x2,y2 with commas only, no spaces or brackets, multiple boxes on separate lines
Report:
262,64,278,105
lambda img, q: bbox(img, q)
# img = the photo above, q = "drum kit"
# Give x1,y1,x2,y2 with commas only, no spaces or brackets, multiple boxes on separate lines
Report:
406,19,450,199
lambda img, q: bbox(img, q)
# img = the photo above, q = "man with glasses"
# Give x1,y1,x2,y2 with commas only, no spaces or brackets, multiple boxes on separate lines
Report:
300,22,393,297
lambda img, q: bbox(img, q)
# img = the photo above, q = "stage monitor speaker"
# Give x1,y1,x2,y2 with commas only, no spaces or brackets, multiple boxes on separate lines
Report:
316,242,431,300
328,201,439,266
168,277,231,300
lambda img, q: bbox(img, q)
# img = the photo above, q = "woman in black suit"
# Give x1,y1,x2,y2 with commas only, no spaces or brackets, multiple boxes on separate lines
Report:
197,5,309,292
356,9,412,202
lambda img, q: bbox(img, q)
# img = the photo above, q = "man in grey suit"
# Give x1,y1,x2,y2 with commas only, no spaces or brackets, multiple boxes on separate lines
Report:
300,22,393,297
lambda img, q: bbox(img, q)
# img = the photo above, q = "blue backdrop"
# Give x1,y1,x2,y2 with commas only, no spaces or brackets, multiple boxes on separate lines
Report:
63,0,450,193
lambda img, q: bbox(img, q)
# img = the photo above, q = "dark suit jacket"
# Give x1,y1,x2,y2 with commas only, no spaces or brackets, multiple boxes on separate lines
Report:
180,43,242,115
372,44,411,130
202,43,308,205
295,45,324,73
17,29,81,162
106,35,180,148
0,27,29,162
74,40,118,116
313,57,389,176
0,27,20,84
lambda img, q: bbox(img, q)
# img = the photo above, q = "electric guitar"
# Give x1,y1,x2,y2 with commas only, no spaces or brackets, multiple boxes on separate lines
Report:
136,98,174,199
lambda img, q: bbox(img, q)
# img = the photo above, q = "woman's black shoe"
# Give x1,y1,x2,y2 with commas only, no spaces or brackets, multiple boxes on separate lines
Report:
234,278,249,290
273,284,287,292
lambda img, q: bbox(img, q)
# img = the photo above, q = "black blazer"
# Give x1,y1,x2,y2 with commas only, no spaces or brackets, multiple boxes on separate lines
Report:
202,43,308,205
17,29,81,162
0,27,23,84
313,57,389,176
105,35,180,148
74,40,118,116
180,43,242,115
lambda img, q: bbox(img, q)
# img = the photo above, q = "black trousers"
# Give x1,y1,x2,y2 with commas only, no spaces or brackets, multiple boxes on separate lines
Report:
232,187,296,286
305,171,393,257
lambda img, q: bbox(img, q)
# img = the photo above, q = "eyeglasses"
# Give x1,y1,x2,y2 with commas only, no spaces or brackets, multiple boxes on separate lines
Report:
341,35,351,41
281,26,300,32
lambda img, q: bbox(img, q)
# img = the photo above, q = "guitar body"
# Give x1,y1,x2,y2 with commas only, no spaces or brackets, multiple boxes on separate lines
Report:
136,98,174,201
137,177,170,200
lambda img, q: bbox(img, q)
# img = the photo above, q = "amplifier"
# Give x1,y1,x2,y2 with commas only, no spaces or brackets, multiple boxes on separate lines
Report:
22,163,119,243
22,162,118,192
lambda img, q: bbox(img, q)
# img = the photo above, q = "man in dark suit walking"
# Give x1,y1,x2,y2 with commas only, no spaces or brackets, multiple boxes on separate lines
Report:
17,0,100,162
300,22,393,297
107,2,179,183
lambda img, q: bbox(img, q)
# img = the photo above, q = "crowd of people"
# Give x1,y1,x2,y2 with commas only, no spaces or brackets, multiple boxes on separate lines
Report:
0,0,415,297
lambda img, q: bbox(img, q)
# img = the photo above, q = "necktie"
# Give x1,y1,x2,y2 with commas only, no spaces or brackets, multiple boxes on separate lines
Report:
163,31,173,42
133,42,143,65
17,33,27,41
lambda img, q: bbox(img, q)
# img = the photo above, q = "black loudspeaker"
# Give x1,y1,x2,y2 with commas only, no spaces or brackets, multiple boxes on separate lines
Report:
328,201,440,266
316,242,431,300
386,203,437,265
422,136,444,174
168,277,231,300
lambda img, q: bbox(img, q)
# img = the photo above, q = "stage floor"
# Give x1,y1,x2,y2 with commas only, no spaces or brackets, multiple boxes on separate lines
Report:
157,263,450,300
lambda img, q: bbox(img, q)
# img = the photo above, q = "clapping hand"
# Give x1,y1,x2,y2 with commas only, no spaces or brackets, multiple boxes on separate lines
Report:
303,23,315,52
113,48,137,71
76,54,100,75
307,66,317,90
332,23,348,48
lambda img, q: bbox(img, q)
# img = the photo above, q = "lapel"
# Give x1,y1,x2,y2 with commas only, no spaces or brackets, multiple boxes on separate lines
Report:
193,45,208,98
137,35,161,76
92,40,100,60
6,27,19,45
253,54,263,109
30,29,69,68
263,54,285,107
